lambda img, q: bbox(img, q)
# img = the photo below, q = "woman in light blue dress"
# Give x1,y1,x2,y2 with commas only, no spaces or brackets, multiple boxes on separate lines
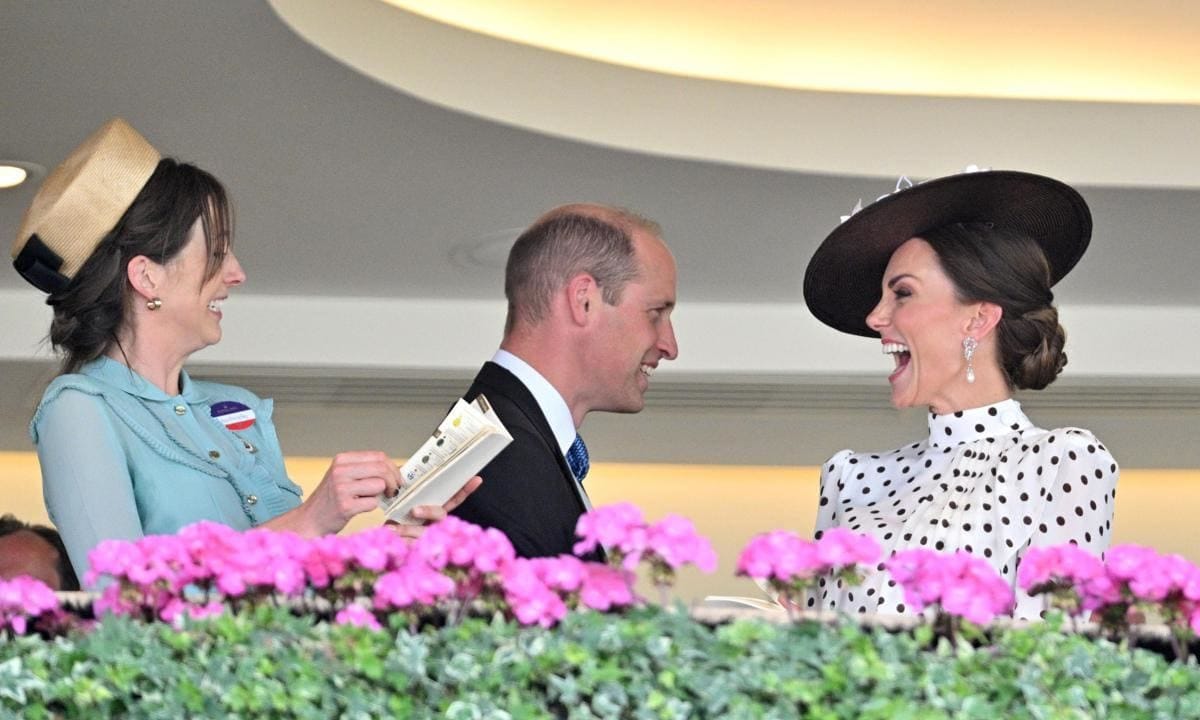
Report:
12,119,478,579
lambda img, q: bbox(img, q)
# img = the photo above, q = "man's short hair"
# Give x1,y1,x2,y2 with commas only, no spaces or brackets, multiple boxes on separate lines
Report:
504,207,660,333
0,514,80,591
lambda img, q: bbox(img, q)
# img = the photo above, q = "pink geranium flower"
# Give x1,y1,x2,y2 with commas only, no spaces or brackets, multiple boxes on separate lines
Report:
500,559,568,627
302,534,351,588
0,576,61,635
1078,573,1124,612
335,603,383,631
579,564,637,612
886,550,1014,624
1018,545,1105,593
573,502,648,567
942,555,1015,625
408,516,517,608
815,528,881,570
736,526,880,605
736,531,821,582
1104,545,1158,583
646,515,718,573
372,555,456,611
85,538,149,588
571,505,716,606
1049,544,1200,657
1079,544,1200,615
528,555,587,593
202,527,309,599
341,527,402,573
414,516,515,576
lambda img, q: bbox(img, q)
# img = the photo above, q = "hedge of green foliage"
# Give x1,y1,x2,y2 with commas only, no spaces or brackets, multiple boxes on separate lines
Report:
3,606,1200,719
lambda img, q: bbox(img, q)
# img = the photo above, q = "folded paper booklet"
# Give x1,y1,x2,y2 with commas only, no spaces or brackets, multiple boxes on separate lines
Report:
379,395,512,524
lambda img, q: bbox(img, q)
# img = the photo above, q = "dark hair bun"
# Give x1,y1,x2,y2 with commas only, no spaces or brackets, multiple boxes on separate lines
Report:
48,239,125,370
922,223,1070,392
1003,306,1067,390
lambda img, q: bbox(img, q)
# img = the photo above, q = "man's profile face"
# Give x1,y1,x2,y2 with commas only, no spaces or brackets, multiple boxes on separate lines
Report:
0,530,63,590
587,231,679,414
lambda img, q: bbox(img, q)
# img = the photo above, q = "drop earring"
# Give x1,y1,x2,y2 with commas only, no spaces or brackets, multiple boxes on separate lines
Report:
962,336,977,384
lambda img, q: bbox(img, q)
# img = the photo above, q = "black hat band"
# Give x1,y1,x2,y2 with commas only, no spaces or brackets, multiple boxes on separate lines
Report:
13,234,70,294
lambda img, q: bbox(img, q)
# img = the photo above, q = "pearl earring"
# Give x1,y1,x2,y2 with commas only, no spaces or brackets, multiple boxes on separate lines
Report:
962,336,978,384
146,297,163,311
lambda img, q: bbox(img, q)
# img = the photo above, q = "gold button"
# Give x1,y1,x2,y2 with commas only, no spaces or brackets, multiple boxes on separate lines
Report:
246,494,258,505
208,450,220,459
174,405,187,415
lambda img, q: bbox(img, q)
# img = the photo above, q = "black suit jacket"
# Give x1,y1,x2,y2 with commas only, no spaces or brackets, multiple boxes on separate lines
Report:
451,362,601,560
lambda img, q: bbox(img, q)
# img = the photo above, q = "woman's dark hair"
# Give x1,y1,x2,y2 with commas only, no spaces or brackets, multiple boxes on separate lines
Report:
46,158,232,374
922,222,1067,390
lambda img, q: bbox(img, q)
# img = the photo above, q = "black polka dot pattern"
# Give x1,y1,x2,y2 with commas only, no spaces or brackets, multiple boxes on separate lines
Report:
811,399,1118,621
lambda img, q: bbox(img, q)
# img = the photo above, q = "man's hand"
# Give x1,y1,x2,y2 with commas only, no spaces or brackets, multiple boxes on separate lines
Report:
386,475,483,539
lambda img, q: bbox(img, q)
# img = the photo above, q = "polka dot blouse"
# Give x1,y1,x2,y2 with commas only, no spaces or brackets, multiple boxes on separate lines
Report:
812,398,1118,619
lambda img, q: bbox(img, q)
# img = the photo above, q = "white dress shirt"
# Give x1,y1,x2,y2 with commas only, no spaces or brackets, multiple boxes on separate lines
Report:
492,350,592,509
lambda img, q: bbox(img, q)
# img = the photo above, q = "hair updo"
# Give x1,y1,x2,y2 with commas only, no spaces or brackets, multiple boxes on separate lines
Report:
921,222,1067,390
47,158,231,375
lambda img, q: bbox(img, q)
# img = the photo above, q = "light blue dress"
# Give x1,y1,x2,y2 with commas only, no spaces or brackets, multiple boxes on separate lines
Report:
31,356,303,579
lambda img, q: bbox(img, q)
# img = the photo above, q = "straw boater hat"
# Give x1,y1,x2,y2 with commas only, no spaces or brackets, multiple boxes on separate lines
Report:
11,118,161,294
802,168,1092,338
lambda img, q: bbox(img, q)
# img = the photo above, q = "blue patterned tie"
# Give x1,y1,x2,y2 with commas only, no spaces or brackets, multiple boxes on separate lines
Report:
566,434,589,483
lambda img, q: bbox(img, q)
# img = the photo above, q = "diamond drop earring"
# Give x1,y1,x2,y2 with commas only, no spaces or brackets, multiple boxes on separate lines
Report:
962,336,978,384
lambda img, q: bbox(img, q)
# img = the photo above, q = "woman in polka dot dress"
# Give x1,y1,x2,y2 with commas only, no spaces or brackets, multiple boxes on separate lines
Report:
802,169,1118,619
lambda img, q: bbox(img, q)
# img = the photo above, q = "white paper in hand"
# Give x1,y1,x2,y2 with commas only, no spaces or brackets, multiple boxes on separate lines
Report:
379,395,512,524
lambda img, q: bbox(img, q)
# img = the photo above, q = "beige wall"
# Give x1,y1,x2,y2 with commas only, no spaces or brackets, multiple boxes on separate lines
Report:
2,451,1195,603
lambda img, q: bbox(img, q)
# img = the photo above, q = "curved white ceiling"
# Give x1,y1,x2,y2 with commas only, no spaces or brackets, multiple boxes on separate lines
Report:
271,0,1200,188
389,0,1200,104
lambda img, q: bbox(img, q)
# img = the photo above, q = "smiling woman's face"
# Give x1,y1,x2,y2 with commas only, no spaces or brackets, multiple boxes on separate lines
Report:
865,237,979,412
153,217,245,356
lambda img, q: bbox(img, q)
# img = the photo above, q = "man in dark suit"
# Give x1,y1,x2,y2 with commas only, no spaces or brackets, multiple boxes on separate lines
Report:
452,204,679,558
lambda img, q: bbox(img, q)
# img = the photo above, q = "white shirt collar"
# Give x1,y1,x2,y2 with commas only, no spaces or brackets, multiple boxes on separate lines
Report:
926,398,1031,449
492,349,577,455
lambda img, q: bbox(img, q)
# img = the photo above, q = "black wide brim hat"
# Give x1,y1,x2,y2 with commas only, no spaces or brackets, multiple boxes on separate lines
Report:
803,169,1092,337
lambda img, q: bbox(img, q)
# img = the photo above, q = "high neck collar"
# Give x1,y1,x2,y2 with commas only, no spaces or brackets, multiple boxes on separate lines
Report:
927,398,1030,448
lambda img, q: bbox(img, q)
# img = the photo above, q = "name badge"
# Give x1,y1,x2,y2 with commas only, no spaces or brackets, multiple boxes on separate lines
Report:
210,400,256,431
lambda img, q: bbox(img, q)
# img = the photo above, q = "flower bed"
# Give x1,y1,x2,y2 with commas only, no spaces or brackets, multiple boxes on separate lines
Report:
7,605,1200,718
4,503,1200,718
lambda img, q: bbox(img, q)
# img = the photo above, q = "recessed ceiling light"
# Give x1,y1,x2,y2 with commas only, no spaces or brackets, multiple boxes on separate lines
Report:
0,161,45,189
0,166,27,189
